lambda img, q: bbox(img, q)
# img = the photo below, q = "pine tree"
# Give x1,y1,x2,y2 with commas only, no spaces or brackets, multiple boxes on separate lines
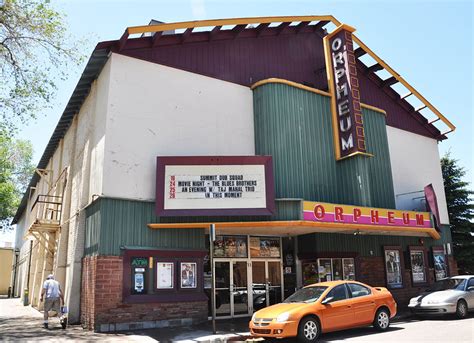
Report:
441,153,474,274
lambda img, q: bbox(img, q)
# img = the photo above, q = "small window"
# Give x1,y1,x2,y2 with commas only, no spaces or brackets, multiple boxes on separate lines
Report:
467,278,474,288
348,283,371,298
325,284,348,302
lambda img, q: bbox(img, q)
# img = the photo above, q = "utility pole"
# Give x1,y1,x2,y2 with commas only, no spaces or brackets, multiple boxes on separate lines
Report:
209,224,216,334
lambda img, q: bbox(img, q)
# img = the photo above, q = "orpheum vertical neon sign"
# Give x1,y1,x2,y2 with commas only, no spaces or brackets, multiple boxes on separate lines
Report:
324,24,369,161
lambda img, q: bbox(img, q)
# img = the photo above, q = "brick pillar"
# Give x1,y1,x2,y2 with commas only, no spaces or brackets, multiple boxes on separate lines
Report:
448,256,458,276
81,256,97,330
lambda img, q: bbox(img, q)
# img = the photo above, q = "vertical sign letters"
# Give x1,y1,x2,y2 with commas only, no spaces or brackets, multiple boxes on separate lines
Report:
324,24,367,160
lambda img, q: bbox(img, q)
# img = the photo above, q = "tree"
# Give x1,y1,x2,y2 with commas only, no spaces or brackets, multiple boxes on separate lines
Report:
0,130,34,232
0,0,84,130
441,153,474,274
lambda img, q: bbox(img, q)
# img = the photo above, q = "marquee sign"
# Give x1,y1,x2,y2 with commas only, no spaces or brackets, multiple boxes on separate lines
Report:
156,156,275,216
303,201,433,229
324,24,368,160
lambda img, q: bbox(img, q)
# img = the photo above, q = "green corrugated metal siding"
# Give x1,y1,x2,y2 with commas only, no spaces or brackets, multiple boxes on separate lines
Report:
84,198,302,256
84,199,101,256
253,83,395,208
254,84,339,202
85,198,206,256
298,225,451,258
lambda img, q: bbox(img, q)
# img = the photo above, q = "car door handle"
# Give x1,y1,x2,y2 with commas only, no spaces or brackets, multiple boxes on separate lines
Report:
347,305,352,308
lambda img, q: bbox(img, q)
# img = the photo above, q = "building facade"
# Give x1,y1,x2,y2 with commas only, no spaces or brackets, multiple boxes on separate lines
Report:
12,16,456,332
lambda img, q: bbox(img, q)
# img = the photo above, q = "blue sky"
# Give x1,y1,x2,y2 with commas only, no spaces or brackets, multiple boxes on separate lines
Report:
3,0,472,242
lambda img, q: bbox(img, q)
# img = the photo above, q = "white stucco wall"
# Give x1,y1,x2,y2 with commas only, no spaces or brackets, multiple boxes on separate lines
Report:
102,53,255,201
13,57,111,321
387,126,449,225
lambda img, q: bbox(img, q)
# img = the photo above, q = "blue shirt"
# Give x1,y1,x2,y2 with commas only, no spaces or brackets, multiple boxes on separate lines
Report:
43,279,60,298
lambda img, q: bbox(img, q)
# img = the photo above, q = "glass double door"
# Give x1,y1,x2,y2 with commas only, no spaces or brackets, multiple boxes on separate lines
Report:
215,260,249,318
214,259,282,318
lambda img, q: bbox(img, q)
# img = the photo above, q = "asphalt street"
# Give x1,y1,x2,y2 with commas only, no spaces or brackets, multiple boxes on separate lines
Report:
278,316,474,343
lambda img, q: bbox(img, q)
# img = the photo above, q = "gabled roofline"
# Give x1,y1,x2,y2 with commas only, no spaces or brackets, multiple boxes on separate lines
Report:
120,15,455,137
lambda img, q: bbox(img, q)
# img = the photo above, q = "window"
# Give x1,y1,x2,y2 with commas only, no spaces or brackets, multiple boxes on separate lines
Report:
342,258,355,280
467,278,474,290
384,247,403,288
302,258,356,285
325,284,348,302
348,283,371,298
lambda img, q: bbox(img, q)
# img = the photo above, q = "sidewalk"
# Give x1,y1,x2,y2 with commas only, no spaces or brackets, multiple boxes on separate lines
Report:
0,298,155,342
0,297,413,342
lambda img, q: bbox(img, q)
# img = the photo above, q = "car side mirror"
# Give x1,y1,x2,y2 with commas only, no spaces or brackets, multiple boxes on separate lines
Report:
321,296,334,305
468,286,474,292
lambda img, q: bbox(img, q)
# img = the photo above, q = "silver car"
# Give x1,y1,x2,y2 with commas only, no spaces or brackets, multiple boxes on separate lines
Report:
408,275,474,319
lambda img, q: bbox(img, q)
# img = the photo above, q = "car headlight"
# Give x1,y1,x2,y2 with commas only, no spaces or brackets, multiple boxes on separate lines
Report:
409,298,419,305
276,312,290,323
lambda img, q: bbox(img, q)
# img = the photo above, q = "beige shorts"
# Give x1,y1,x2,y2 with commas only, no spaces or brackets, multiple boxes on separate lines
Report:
44,297,61,320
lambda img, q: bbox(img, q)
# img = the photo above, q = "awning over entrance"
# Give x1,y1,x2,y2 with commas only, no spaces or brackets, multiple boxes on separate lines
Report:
148,220,440,239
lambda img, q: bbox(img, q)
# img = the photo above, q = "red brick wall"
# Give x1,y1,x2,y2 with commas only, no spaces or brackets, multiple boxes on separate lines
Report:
448,256,458,276
357,256,448,308
81,256,207,331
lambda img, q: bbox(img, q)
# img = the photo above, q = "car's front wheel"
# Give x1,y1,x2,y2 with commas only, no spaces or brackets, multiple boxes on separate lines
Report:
297,316,321,342
456,300,468,319
373,308,390,331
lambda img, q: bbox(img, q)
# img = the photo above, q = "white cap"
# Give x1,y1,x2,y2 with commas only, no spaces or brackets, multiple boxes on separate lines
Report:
47,274,54,280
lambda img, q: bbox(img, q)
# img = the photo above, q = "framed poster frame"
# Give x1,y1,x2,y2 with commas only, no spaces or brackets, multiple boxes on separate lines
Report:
156,262,174,289
383,246,404,289
180,262,197,289
408,246,429,286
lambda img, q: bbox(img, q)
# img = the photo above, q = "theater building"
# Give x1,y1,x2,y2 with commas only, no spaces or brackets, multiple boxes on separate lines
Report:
12,16,457,332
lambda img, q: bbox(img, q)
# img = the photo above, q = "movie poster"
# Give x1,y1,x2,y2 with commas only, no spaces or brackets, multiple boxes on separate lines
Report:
385,250,403,288
181,262,197,288
410,250,426,283
433,250,447,281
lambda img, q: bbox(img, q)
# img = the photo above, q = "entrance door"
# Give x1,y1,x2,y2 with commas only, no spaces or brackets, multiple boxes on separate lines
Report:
214,260,250,318
251,260,283,311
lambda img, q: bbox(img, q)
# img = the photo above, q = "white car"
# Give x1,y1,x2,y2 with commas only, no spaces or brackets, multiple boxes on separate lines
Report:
408,275,474,319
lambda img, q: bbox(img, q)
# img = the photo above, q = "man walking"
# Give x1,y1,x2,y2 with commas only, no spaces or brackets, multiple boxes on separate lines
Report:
40,274,65,329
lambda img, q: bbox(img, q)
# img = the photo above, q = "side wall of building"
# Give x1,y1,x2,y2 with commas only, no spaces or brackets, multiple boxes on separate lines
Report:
13,57,112,322
102,53,255,201
386,126,449,225
0,248,14,295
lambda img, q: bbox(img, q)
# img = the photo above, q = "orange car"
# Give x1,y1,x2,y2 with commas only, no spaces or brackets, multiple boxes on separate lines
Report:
249,280,397,342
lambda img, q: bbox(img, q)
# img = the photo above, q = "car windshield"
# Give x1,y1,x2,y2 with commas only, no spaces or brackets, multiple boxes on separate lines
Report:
283,286,328,303
427,278,466,292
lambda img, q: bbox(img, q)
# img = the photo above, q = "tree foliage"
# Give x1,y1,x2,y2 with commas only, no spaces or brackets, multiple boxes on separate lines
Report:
0,129,34,232
0,0,84,130
441,153,474,274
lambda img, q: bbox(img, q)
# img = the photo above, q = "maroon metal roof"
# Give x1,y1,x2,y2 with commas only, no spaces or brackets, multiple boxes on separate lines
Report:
98,24,441,139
